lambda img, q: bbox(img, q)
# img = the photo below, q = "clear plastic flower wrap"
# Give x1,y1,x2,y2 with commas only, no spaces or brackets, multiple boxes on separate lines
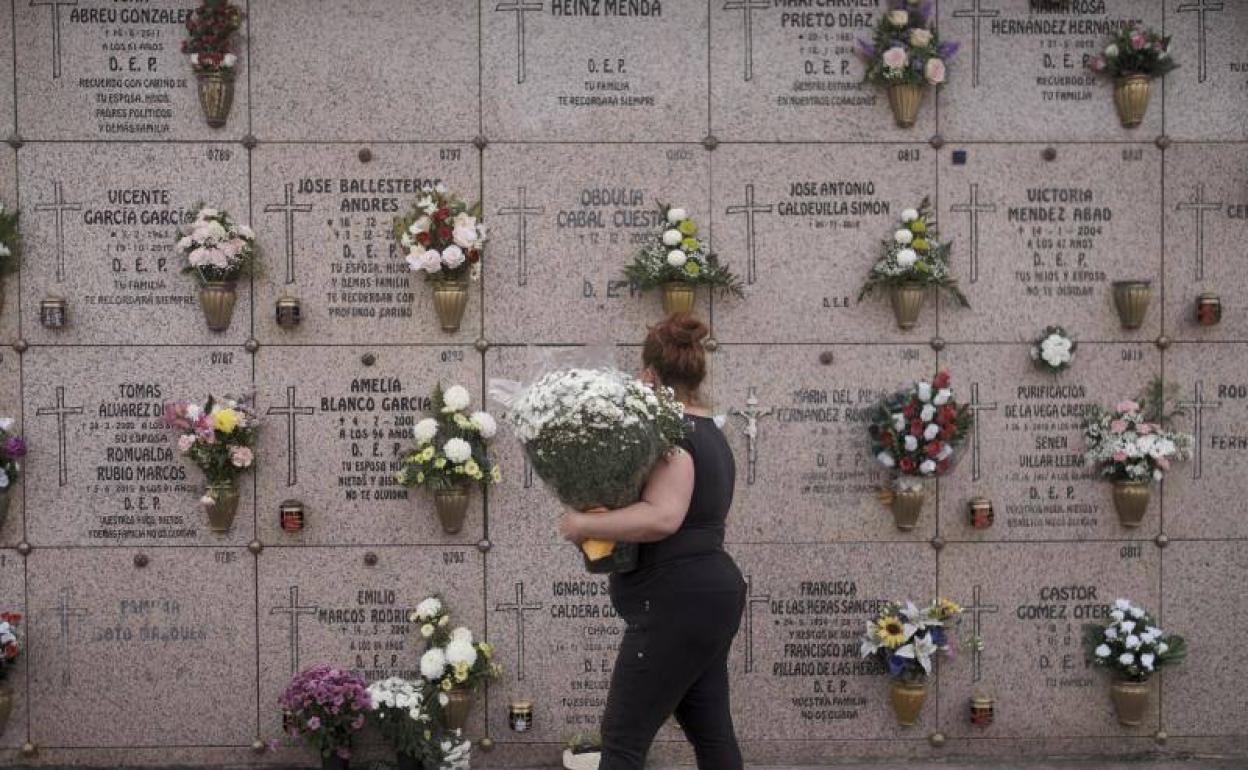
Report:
489,346,686,572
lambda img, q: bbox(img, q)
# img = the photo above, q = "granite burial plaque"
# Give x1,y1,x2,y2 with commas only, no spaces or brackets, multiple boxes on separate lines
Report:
23,347,251,547
26,547,256,747
938,143,1161,341
19,143,249,344
729,543,935,740
710,343,936,542
938,342,1159,541
258,546,484,739
250,1,477,141
710,143,935,344
482,0,706,142
710,1,928,141
483,144,707,343
251,144,478,343
937,542,1158,739
255,345,480,544
1163,1,1248,140
15,0,246,141
936,0,1163,141
1158,344,1248,540
1163,145,1248,341
1160,541,1247,736
0,553,25,749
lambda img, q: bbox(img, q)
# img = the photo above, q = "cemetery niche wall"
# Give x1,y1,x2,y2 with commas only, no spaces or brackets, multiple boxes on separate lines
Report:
1,0,1247,766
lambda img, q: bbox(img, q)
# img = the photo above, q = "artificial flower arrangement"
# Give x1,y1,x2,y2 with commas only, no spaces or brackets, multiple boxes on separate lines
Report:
859,598,964,725
1083,598,1186,726
0,417,26,507
163,395,258,533
857,199,968,330
1086,25,1175,128
394,183,486,333
174,204,257,331
280,664,372,770
408,595,501,732
0,610,18,734
365,677,472,770
0,202,21,279
857,0,959,127
1081,380,1192,527
182,1,244,126
622,203,744,316
490,351,687,573
396,384,501,535
1030,325,1077,374
868,371,972,529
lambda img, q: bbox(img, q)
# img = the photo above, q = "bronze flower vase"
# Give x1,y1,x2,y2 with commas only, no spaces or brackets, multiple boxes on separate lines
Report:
1111,480,1151,528
203,478,241,533
430,277,469,333
661,282,696,316
1112,281,1152,330
0,680,12,737
889,679,928,726
196,69,236,128
887,83,925,128
440,688,474,731
432,485,470,534
1113,75,1152,129
889,282,927,330
1110,679,1151,726
199,281,238,332
889,484,925,531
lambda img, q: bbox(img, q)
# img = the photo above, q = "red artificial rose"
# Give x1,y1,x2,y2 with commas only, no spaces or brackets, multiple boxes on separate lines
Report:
0,612,20,623
415,232,430,246
437,226,453,240
878,430,894,447
939,405,957,423
910,419,925,437
2,643,16,660
925,440,943,458
433,208,450,222
903,404,917,419
933,370,951,389
936,459,950,475
940,424,957,440
467,249,480,264
899,457,917,473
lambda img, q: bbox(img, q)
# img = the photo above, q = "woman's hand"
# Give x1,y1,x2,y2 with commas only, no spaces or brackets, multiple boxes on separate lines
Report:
558,510,585,544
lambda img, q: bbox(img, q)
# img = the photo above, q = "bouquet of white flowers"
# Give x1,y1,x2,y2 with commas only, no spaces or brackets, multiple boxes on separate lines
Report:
175,204,256,284
1082,382,1192,484
1030,325,1077,374
1084,599,1186,683
490,349,686,573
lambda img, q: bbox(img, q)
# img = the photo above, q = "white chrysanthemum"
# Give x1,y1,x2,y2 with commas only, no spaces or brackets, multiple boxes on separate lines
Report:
1113,599,1131,611
451,626,474,644
1124,635,1141,650
662,229,683,246
415,597,443,619
895,229,914,245
1140,652,1156,670
443,385,471,412
1095,644,1111,658
446,638,478,667
1118,652,1135,666
420,648,447,680
413,418,439,445
443,437,472,464
666,250,687,267
896,248,918,267
470,411,497,439
1128,606,1145,619
667,208,687,223
901,209,919,223
876,451,896,468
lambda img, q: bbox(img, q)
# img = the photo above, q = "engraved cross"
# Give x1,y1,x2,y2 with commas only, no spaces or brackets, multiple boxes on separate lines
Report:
1176,0,1224,84
34,181,82,283
950,183,996,284
496,0,543,85
497,186,545,287
263,182,314,285
967,383,997,482
725,183,773,286
267,386,316,487
743,574,770,674
31,0,79,80
965,584,998,683
1178,381,1221,481
1176,184,1223,282
494,582,543,682
45,586,89,688
36,386,84,488
724,0,770,82
953,0,999,88
269,586,319,676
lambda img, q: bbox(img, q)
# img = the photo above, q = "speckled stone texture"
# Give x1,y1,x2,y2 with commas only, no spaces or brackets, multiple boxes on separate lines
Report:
0,0,1245,766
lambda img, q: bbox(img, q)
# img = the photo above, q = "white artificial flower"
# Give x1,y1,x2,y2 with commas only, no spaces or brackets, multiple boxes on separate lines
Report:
923,423,940,441
1095,644,1112,658
446,638,478,667
901,209,919,223
1140,652,1156,670
919,459,937,475
222,53,238,68
0,418,14,432
892,414,906,432
904,435,919,452
910,27,933,47
451,626,473,644
410,216,432,234
937,444,953,461
452,226,478,250
933,389,951,406
1156,642,1169,654
876,451,896,468
442,245,466,269
1124,635,1141,650
896,634,938,673
434,182,447,194
1113,599,1131,611
1105,626,1119,640
662,229,683,246
887,9,909,26
420,623,435,638
415,597,443,619
1120,620,1136,634
896,248,918,267
420,648,447,680
1105,43,1119,58
920,404,936,422
443,386,471,412
413,418,439,445
1110,609,1126,622
895,229,914,245
469,411,497,439
443,437,472,464
190,53,200,66
666,249,687,268
667,208,687,223
1128,606,1145,619
917,382,932,403
1118,652,1135,666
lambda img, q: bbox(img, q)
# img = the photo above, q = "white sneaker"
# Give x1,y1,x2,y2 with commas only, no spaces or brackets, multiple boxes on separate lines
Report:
562,748,602,770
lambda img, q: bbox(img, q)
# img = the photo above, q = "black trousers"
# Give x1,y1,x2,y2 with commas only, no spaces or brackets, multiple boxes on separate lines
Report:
600,556,746,770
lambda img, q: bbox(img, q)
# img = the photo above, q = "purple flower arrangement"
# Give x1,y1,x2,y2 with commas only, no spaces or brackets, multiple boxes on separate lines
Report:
279,664,373,761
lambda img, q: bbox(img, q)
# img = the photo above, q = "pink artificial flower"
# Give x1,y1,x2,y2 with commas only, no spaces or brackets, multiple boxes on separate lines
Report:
1110,419,1129,434
1137,423,1154,435
1115,400,1140,414
1156,457,1170,470
924,57,947,85
230,446,254,468
1112,452,1128,463
882,46,908,70
1089,56,1106,73
177,434,196,454
1131,32,1147,50
194,414,216,443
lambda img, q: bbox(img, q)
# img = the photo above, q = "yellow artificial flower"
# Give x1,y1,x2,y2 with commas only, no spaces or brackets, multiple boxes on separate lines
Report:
395,470,408,485
678,219,697,236
909,219,927,234
680,237,699,252
479,642,494,659
464,459,481,478
441,678,453,691
936,597,962,618
490,466,502,484
454,413,471,429
434,457,446,469
212,408,239,434
684,261,701,277
415,472,425,484
421,446,435,462
875,616,909,648
912,237,930,252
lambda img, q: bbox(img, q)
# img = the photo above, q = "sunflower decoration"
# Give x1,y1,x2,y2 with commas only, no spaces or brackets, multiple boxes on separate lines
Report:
861,598,965,683
874,615,912,649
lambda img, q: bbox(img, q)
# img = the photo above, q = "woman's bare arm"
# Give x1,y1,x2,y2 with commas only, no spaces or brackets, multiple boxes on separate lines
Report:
558,449,694,544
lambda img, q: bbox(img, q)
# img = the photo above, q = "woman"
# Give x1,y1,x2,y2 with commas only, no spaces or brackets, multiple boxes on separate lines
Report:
558,314,747,770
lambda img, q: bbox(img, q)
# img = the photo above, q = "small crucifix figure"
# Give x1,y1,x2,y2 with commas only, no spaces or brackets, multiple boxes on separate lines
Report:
965,584,999,683
731,387,773,486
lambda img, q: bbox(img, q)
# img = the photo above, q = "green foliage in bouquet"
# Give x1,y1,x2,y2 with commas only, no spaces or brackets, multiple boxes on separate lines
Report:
622,203,744,296
0,203,21,275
